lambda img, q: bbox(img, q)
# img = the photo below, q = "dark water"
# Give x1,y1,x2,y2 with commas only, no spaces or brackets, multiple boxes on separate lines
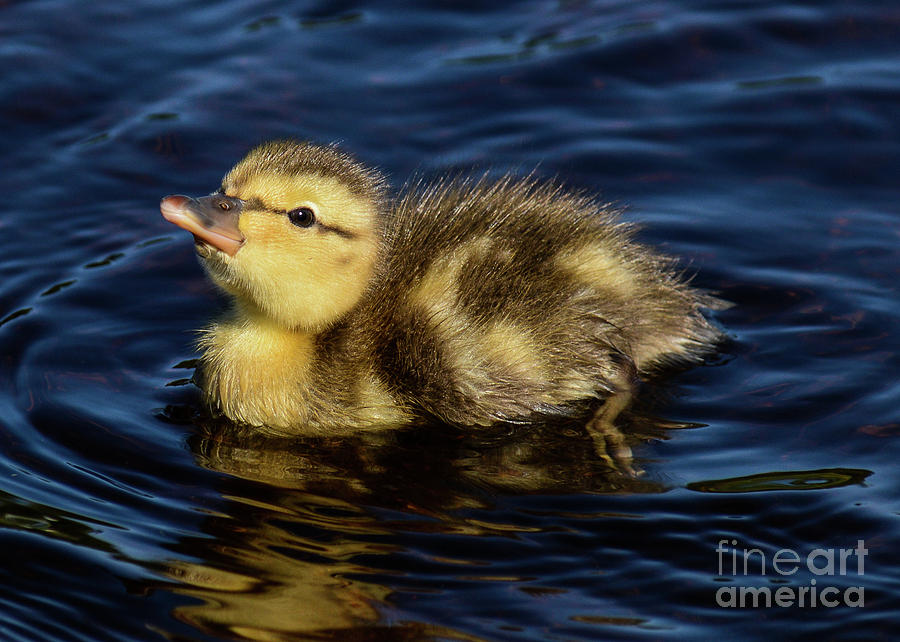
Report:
2,1,899,640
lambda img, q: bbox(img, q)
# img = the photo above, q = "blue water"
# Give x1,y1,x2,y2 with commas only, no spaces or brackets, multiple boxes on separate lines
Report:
1,1,899,640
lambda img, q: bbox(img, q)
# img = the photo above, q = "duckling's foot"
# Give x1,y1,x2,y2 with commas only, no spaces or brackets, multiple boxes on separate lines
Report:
586,390,642,477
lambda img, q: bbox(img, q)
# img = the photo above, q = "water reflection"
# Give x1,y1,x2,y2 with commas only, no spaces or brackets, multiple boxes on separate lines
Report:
0,489,115,552
185,412,669,497
142,410,676,638
686,468,872,493
163,522,390,638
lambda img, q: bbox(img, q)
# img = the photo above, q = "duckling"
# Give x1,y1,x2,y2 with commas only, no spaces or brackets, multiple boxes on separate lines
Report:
160,140,724,452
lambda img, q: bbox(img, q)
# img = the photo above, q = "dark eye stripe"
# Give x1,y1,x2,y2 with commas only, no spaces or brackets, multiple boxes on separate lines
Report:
237,197,358,238
318,223,356,239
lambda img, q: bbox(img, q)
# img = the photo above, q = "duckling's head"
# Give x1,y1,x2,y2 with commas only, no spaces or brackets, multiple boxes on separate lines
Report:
161,140,386,331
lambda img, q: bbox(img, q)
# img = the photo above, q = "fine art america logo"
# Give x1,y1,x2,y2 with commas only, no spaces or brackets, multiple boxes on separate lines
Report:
715,539,867,608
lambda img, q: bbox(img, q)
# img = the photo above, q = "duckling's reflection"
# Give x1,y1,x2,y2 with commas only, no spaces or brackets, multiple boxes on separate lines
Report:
150,406,674,640
189,410,672,496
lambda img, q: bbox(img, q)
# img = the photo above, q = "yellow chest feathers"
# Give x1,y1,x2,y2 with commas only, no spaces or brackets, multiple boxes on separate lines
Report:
198,314,316,430
197,312,411,433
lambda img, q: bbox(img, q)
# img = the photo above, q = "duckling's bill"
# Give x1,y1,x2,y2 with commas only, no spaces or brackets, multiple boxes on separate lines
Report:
160,194,245,256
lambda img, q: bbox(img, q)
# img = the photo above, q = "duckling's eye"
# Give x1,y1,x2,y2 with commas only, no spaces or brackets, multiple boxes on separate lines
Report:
287,207,316,228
